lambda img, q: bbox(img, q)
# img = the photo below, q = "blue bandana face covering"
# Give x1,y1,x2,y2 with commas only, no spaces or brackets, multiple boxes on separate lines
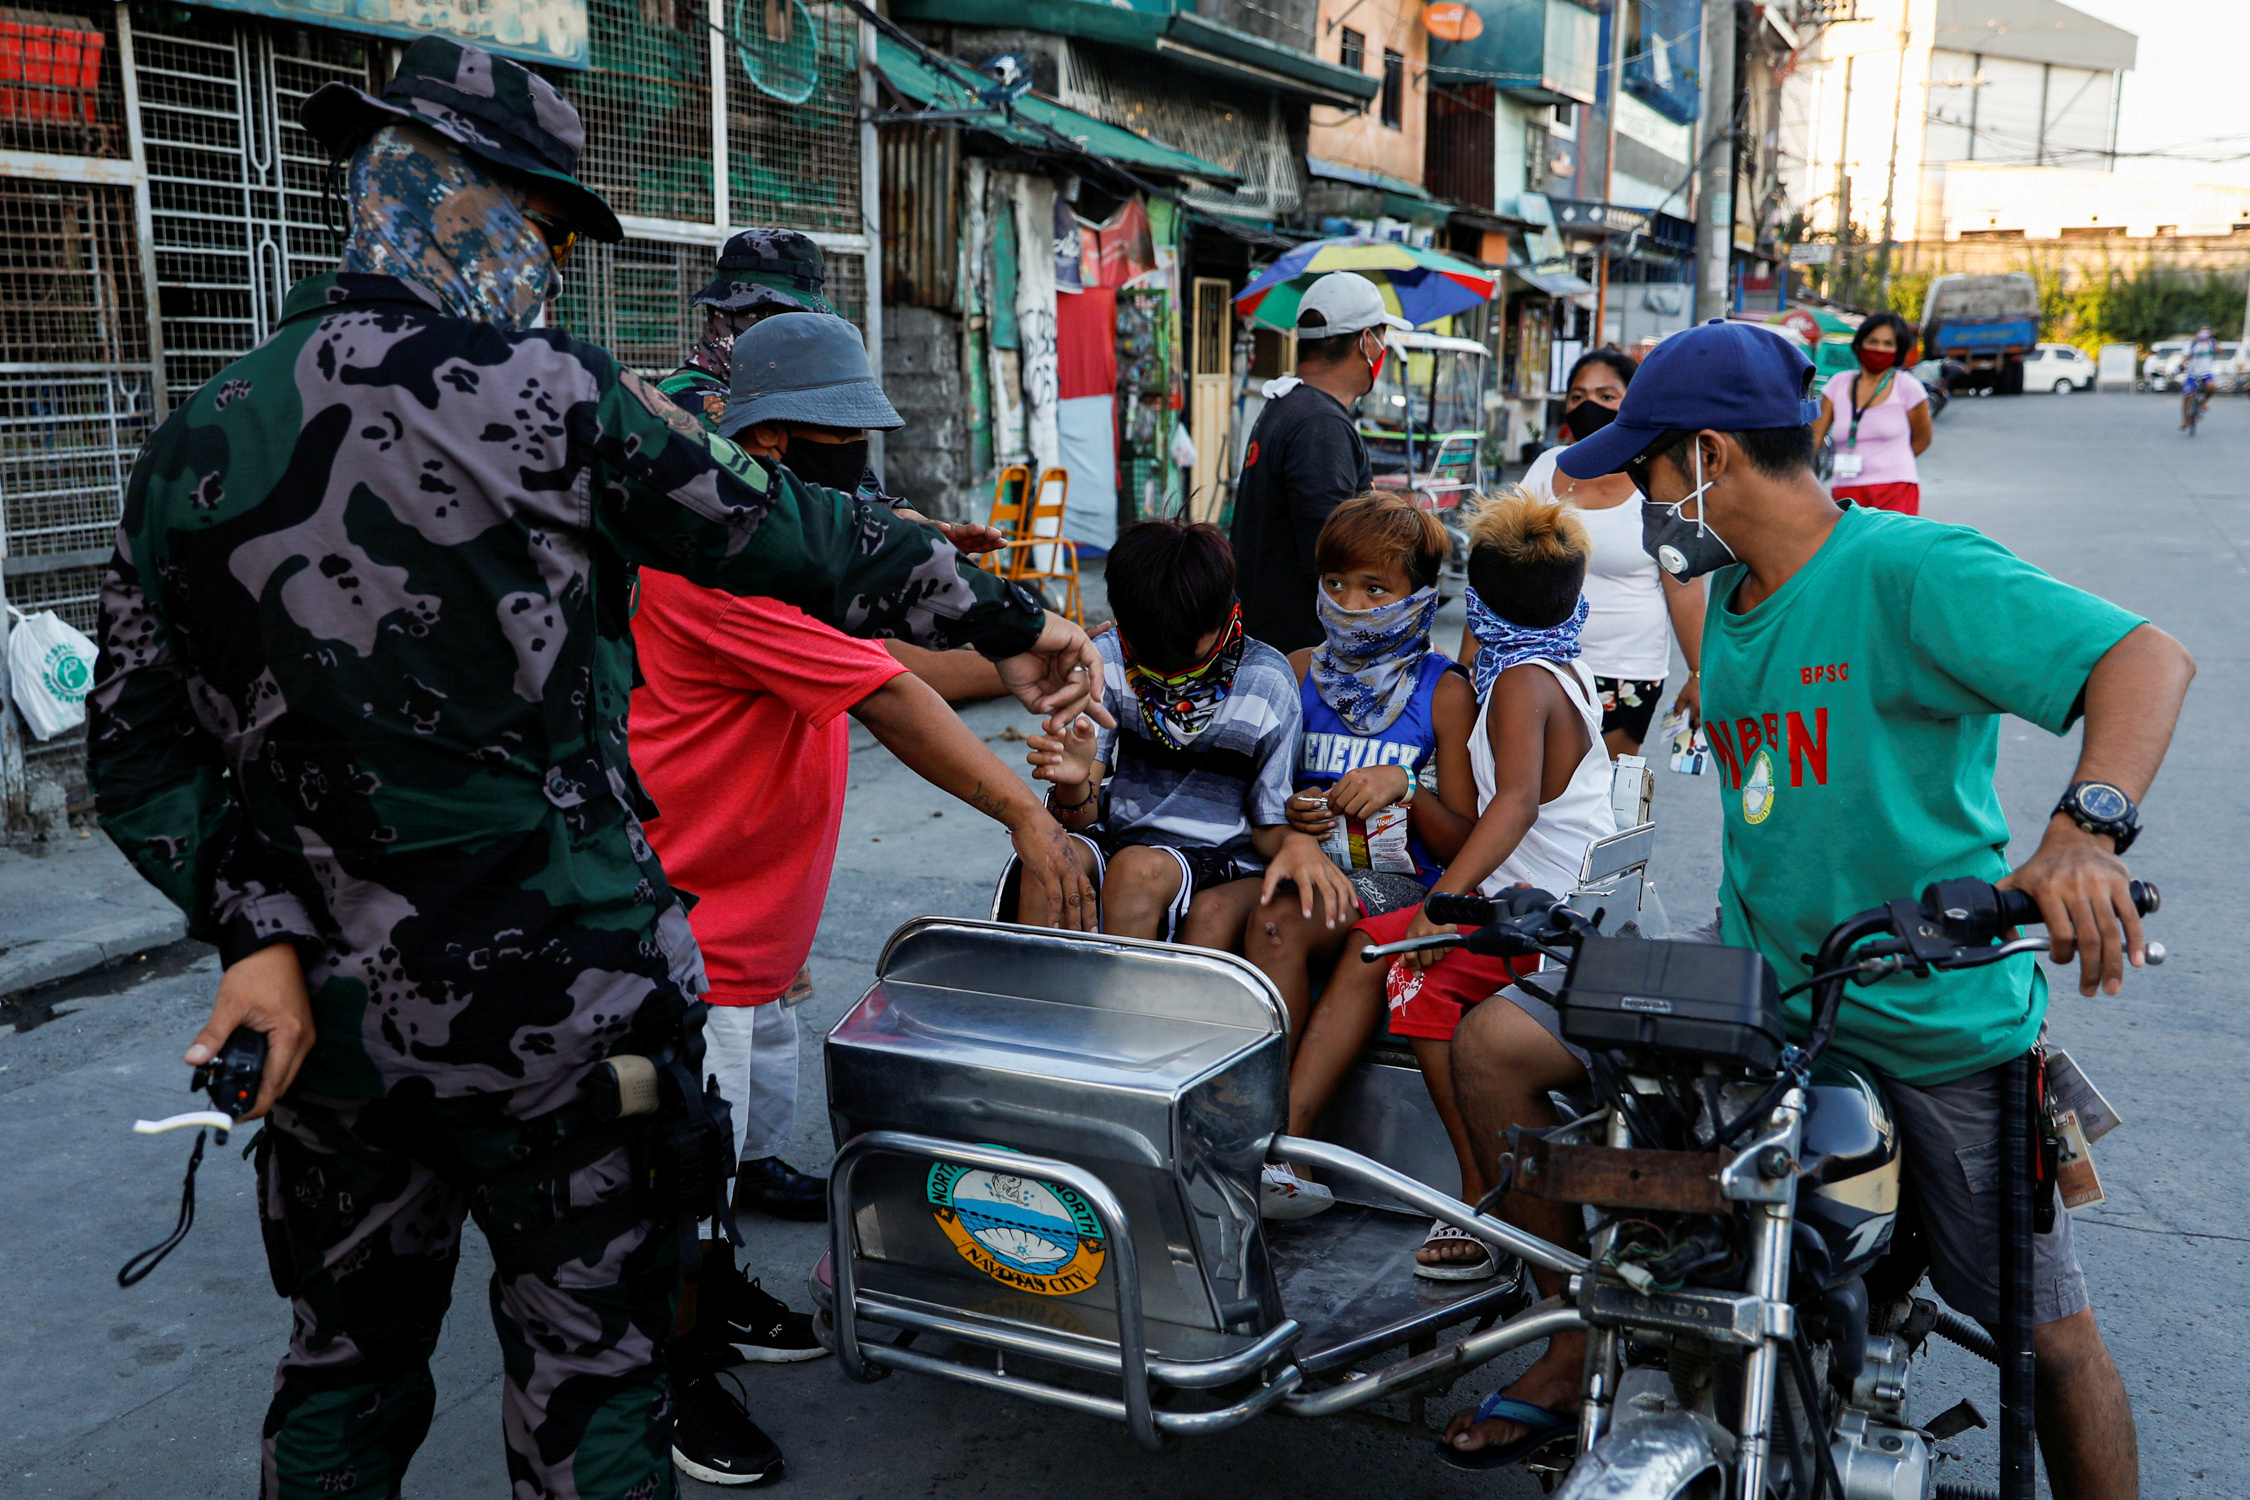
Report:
1465,587,1588,700
1310,585,1441,735
341,123,557,330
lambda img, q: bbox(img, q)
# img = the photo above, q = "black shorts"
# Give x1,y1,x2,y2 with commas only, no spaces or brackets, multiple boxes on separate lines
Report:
997,832,1248,941
1594,675,1665,742
1084,832,1248,939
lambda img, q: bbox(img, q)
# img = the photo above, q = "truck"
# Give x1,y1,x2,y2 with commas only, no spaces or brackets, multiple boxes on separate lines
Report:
1919,272,2040,394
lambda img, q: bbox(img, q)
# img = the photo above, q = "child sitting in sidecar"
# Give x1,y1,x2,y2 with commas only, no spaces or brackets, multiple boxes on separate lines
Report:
1236,493,1480,1216
1015,519,1355,949
1269,492,1615,1274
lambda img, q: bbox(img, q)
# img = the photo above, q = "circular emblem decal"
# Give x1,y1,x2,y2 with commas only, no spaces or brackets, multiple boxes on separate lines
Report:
1244,439,1260,467
42,643,90,704
1742,750,1776,825
927,1159,1107,1296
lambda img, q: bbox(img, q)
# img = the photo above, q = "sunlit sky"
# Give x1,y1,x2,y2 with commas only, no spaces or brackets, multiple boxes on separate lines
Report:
2064,0,2250,187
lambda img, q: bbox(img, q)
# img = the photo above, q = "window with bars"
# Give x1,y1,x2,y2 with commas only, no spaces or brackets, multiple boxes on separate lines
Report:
1338,27,1365,75
0,0,130,159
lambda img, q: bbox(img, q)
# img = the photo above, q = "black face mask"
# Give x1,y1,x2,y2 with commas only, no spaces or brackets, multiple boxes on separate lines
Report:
781,436,869,497
1563,398,1618,442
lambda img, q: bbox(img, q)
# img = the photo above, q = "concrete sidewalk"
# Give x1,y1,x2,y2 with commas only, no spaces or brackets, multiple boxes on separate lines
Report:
0,836,188,1002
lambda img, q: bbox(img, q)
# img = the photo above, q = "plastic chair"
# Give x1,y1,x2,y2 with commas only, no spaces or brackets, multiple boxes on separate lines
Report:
985,466,1083,625
976,463,1033,577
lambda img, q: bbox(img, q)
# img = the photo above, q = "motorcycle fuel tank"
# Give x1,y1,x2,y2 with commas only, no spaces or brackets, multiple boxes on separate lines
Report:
1794,1061,1902,1286
825,919,1290,1365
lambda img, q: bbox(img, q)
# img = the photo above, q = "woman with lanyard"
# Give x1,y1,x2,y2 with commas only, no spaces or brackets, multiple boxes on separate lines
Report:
1460,348,1707,757
1812,311,1934,515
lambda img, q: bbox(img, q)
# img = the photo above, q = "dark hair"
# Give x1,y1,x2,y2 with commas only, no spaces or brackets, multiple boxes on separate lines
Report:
1644,424,1816,481
1297,330,1364,367
1567,348,1637,391
1106,519,1237,671
1465,491,1589,629
1315,492,1450,591
1852,312,1918,363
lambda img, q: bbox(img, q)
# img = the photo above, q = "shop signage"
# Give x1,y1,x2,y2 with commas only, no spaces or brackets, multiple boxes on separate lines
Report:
189,0,590,68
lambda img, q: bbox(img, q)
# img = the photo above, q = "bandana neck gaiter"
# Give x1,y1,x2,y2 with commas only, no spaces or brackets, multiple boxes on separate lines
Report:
1310,585,1440,735
340,123,557,330
684,308,738,382
1124,603,1246,750
1465,587,1588,700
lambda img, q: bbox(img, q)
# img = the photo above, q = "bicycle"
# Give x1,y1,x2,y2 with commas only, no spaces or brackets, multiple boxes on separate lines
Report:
2182,376,2214,435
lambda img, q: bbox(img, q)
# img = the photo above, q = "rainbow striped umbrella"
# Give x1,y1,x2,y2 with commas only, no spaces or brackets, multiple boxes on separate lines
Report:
1234,237,1498,331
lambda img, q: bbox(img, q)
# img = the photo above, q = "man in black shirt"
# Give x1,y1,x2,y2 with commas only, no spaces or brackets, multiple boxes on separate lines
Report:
1230,272,1410,649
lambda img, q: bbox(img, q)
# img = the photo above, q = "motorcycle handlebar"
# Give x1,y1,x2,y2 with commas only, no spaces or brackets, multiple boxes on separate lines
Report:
1990,879,2159,932
1423,886,1560,929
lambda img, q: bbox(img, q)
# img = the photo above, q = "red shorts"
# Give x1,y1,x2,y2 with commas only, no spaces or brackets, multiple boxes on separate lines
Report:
1357,904,1542,1042
1832,481,1919,515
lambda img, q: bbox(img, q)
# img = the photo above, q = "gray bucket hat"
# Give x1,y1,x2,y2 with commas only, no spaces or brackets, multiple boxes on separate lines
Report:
719,313,902,436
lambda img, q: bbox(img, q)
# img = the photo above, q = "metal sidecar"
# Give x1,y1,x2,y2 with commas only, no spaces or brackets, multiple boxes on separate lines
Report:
808,915,1611,1449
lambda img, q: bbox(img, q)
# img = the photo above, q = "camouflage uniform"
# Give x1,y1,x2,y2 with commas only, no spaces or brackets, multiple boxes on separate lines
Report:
89,46,1043,1500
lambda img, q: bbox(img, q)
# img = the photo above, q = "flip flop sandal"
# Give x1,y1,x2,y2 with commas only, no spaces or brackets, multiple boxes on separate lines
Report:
1413,1219,1498,1282
1435,1393,1574,1472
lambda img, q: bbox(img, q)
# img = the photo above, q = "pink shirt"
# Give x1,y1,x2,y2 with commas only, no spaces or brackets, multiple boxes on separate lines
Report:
1824,368,1928,487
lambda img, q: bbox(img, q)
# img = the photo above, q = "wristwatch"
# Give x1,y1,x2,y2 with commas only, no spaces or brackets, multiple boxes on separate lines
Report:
2053,781,2140,853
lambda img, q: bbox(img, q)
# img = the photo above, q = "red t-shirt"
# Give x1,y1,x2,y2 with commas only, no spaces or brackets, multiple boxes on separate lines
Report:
629,571,907,1005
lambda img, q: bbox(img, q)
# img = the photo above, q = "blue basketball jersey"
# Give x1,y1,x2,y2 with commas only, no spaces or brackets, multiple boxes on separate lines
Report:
1296,652,1457,885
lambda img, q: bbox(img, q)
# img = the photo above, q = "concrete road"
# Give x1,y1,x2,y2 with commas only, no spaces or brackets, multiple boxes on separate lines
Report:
2,388,2241,1497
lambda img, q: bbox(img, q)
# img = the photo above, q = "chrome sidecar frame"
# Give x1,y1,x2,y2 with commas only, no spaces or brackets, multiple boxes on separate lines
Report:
808,915,1600,1451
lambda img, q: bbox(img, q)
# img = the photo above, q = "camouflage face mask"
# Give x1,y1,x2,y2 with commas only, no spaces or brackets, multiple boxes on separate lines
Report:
340,123,557,330
683,308,741,382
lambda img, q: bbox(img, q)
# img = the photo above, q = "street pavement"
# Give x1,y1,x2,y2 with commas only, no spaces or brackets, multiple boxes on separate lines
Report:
2,387,2243,1498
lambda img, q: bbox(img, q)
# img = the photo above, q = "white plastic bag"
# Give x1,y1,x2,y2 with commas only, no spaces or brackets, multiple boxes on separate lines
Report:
5,605,97,741
1169,422,1198,470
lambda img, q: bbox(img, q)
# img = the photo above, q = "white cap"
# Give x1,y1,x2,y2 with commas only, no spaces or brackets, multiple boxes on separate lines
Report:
1294,271,1413,338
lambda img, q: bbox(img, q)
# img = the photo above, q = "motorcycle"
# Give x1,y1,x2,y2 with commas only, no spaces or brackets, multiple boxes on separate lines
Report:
808,871,2157,1500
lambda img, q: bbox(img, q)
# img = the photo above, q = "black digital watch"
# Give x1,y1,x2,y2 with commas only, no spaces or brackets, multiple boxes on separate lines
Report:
2053,780,2140,854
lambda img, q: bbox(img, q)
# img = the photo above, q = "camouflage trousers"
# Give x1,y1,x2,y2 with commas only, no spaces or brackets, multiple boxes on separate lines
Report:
255,1091,681,1500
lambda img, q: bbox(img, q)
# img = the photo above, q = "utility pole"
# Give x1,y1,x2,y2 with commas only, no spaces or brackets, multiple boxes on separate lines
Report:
1694,0,1738,324
1876,1,1911,304
1594,0,1625,345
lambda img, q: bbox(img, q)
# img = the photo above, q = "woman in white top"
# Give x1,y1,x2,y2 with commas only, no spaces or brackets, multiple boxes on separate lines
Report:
1458,349,1707,756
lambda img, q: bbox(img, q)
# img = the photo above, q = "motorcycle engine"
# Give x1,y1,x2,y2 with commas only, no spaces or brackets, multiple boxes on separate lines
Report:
1829,1408,1933,1500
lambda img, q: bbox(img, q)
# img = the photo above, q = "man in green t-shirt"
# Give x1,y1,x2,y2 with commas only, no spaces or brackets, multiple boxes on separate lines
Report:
1437,321,2192,1496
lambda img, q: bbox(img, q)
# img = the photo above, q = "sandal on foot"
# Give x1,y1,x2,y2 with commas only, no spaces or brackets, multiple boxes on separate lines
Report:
1435,1393,1573,1472
1413,1219,1497,1281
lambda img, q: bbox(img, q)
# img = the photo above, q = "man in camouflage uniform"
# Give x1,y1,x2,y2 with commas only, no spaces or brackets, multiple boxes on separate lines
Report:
656,227,834,434
87,38,1102,1500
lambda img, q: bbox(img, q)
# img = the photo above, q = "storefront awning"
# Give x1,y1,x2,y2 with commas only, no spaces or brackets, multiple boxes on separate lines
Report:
1509,264,1595,299
874,37,1242,185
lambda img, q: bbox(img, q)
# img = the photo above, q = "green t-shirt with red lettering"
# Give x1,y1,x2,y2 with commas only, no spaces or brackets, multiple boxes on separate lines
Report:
1700,504,2144,1086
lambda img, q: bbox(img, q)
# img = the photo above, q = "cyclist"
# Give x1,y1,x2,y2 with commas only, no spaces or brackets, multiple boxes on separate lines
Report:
2180,324,2219,430
1437,321,2193,1499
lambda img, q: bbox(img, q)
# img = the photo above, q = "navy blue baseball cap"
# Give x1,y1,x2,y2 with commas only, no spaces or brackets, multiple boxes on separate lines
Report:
1557,319,1822,479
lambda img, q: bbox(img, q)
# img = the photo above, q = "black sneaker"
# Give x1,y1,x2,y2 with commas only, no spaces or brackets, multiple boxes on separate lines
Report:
672,1369,783,1486
708,1269,828,1365
734,1155,828,1222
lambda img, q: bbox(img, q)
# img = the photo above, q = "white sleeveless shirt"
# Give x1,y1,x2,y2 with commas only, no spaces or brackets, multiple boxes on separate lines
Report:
1467,656,1617,898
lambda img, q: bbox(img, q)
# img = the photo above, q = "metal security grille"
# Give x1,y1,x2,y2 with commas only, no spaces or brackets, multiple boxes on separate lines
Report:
132,13,371,408
575,0,715,223
0,0,130,159
725,0,860,234
0,176,154,790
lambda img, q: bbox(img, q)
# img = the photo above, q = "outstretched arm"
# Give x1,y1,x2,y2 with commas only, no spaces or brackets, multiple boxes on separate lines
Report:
850,674,1097,930
2001,623,2195,996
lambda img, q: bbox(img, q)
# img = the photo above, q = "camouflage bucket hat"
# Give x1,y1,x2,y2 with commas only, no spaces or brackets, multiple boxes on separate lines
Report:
301,36,622,242
693,227,836,316
719,313,901,437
